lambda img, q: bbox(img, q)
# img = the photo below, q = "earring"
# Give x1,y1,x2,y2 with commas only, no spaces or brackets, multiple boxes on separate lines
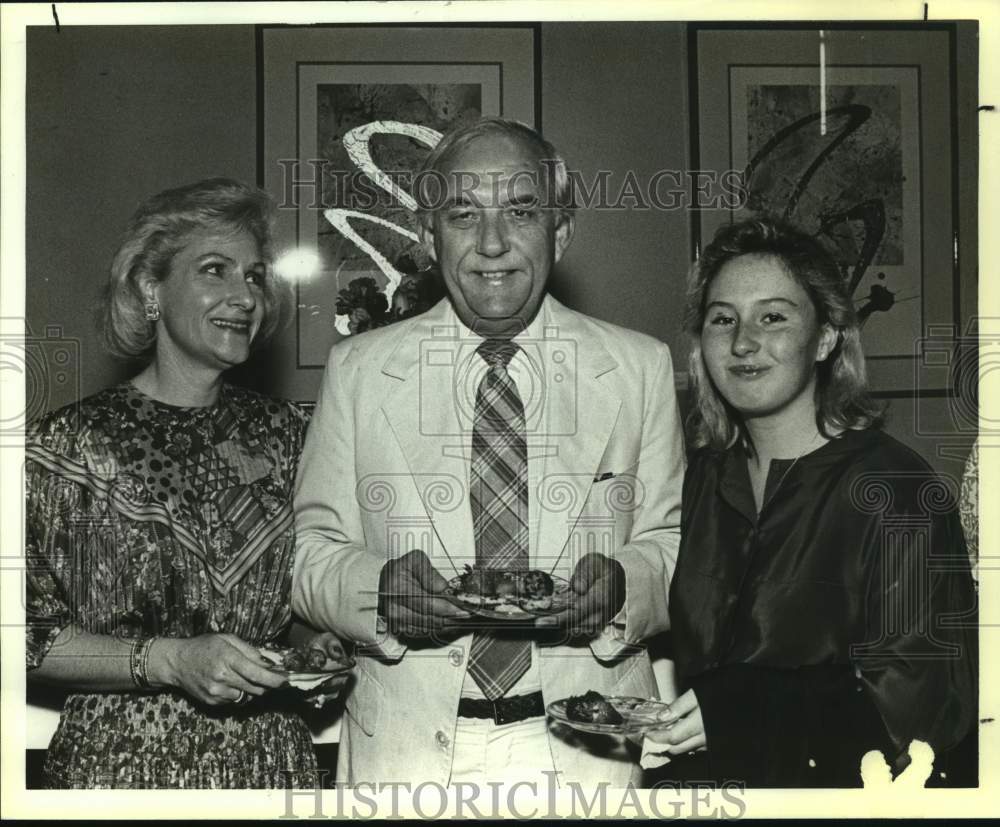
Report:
144,301,160,322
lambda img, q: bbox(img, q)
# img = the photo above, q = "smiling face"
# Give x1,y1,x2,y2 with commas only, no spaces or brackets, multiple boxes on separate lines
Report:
418,132,574,337
700,253,837,428
146,226,267,376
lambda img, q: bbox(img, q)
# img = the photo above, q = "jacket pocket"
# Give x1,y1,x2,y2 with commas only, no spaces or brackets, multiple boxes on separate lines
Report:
344,659,385,737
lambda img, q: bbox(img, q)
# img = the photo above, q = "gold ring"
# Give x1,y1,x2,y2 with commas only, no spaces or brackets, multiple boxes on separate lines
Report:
234,690,250,705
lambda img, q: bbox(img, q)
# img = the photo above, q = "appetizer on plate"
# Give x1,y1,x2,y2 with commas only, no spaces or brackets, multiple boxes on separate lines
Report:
456,566,554,598
445,565,568,618
565,690,624,725
258,642,354,690
259,645,327,673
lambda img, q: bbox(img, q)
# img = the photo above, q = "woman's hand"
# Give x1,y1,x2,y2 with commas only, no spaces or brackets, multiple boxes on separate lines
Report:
646,689,708,754
151,633,288,706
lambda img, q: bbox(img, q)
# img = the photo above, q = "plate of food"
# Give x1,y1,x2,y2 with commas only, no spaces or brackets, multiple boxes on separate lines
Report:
547,691,675,735
444,565,573,621
258,643,355,691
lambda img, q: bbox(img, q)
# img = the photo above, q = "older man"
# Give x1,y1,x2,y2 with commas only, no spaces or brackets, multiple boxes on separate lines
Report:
293,118,684,787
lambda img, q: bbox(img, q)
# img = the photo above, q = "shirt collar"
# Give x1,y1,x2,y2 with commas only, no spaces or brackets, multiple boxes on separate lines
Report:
446,296,549,346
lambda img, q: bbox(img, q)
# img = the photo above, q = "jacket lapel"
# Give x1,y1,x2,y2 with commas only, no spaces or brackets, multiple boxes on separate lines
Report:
534,299,622,574
380,302,475,575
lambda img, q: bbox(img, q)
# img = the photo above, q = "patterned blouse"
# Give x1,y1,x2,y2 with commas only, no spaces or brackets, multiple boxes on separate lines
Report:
25,382,317,788
959,439,979,585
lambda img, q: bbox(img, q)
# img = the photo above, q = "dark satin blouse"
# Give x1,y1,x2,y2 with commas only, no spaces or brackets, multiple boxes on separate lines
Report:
668,428,977,787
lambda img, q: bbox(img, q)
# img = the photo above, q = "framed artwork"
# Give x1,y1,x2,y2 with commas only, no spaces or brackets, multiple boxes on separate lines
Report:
258,24,539,395
689,23,959,396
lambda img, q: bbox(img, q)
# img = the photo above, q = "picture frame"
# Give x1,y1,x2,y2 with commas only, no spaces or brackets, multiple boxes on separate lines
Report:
257,24,539,398
688,23,960,397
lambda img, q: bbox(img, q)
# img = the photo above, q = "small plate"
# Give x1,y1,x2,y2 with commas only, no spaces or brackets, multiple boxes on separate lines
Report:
258,647,355,691
444,571,573,621
547,695,674,735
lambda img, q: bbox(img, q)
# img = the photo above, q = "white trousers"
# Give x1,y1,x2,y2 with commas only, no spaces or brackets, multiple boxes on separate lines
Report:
448,715,557,789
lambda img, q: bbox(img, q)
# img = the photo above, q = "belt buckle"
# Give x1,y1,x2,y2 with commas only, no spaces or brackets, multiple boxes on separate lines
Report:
493,697,516,726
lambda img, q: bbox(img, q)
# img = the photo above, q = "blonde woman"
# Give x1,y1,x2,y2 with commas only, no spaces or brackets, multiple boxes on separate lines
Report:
26,179,345,788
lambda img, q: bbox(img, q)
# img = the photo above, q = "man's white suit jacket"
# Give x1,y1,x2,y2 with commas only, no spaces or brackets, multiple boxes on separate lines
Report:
293,295,685,786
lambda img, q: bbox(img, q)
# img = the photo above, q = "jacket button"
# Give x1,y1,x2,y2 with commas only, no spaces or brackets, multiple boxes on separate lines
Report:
436,730,450,748
448,649,464,667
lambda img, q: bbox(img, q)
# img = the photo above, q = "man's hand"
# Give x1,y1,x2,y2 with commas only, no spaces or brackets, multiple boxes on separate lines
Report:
538,552,626,637
378,549,471,639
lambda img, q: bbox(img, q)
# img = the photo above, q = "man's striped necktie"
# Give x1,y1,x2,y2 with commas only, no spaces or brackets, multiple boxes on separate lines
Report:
466,338,532,700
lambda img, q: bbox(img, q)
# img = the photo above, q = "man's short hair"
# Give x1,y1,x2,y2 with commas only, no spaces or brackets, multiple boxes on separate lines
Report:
413,117,576,218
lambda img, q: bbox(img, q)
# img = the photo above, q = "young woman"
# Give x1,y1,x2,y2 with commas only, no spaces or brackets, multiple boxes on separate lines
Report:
648,216,977,787
26,179,346,788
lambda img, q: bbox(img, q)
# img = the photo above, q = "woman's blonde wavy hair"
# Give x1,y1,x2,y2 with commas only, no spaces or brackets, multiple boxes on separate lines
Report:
99,178,282,362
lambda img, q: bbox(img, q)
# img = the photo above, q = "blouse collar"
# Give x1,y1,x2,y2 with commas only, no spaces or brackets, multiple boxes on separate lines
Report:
714,428,881,523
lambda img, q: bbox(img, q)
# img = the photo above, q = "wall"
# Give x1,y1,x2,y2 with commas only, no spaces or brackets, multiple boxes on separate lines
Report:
541,22,691,358
26,25,259,411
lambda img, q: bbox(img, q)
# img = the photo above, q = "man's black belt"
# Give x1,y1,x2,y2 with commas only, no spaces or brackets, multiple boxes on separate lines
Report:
457,691,545,725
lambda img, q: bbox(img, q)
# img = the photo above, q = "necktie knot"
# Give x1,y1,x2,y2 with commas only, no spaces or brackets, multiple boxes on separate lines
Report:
477,339,520,370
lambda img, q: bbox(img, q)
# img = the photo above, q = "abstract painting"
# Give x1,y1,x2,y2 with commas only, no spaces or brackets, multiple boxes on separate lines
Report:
731,67,921,358
690,25,958,394
260,25,538,393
